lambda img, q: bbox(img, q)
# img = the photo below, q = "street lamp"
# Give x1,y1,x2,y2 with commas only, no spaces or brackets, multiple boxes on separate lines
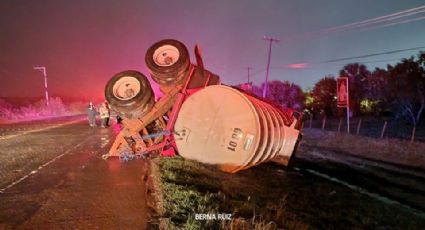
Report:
33,66,49,105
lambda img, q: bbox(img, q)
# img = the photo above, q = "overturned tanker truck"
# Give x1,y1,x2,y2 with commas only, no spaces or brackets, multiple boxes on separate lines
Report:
102,39,303,173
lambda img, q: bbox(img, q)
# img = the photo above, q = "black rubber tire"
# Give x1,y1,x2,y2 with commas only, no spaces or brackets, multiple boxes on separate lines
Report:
287,134,302,169
105,70,154,118
145,39,190,85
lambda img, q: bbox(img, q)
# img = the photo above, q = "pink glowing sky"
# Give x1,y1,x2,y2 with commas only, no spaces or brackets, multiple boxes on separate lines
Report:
1,0,424,100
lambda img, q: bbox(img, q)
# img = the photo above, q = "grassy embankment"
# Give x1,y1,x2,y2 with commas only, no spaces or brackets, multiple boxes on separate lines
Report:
149,154,425,229
149,156,309,230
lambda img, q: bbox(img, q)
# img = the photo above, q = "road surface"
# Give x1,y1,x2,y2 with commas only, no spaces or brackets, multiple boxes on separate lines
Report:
0,118,150,229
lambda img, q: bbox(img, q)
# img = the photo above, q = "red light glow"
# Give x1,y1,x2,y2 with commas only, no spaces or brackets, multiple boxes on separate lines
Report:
287,63,308,69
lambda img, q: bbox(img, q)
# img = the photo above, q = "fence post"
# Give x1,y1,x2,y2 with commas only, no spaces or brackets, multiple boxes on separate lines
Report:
337,118,342,133
411,126,416,143
356,118,362,135
380,121,388,139
321,116,327,131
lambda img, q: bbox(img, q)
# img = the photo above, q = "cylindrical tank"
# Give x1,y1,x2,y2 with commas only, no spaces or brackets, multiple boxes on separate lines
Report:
145,39,191,86
105,70,155,119
174,85,297,173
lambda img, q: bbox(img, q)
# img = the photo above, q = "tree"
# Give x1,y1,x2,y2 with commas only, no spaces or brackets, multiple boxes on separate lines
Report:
250,81,305,110
387,55,425,128
310,76,337,117
339,63,370,115
361,68,390,115
264,80,305,110
251,85,263,98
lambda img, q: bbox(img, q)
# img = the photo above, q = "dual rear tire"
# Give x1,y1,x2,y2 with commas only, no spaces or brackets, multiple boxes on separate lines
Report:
105,70,154,119
105,39,191,119
145,39,190,86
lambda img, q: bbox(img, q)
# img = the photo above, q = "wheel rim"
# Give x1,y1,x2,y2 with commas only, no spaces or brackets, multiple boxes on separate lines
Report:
153,45,180,67
112,76,141,101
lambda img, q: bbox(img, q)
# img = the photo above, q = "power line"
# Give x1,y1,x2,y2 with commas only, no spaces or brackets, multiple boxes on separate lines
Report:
320,46,425,63
282,58,405,69
282,4,425,42
232,5,425,84
361,58,405,64
245,5,425,82
351,15,425,33
251,45,424,73
320,5,425,34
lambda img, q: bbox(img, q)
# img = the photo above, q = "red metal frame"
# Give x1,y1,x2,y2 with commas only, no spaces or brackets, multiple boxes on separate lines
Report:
138,65,215,157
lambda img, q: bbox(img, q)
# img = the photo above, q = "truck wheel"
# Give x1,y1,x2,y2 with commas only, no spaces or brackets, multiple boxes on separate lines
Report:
145,39,190,85
105,70,154,118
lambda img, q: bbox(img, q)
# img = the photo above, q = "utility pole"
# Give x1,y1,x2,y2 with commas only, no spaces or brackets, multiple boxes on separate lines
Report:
247,67,252,84
33,66,49,105
262,36,280,98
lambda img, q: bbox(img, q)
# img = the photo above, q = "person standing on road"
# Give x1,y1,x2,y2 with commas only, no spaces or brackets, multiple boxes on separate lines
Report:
87,102,97,127
99,101,110,128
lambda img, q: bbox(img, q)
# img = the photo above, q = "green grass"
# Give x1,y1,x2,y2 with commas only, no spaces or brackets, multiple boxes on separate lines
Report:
152,156,425,230
153,157,309,230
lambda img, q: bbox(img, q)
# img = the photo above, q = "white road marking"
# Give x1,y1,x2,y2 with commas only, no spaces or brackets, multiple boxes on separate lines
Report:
301,168,425,217
0,140,89,193
0,118,85,140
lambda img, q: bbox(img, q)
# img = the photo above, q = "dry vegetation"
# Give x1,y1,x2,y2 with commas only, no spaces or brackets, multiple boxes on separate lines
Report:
0,97,86,122
301,128,425,170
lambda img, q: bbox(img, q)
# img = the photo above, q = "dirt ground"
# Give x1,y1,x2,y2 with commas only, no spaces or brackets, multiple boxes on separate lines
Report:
300,128,425,170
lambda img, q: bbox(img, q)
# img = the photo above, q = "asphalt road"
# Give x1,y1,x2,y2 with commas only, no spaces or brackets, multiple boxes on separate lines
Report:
0,119,150,229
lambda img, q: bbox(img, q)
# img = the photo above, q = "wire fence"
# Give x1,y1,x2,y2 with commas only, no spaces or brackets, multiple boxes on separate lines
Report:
304,116,425,143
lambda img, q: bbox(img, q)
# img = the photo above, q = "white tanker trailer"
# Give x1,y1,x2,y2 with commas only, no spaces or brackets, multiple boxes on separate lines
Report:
102,39,302,173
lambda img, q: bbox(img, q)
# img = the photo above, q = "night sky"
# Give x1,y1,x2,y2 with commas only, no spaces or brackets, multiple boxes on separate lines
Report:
1,0,424,100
